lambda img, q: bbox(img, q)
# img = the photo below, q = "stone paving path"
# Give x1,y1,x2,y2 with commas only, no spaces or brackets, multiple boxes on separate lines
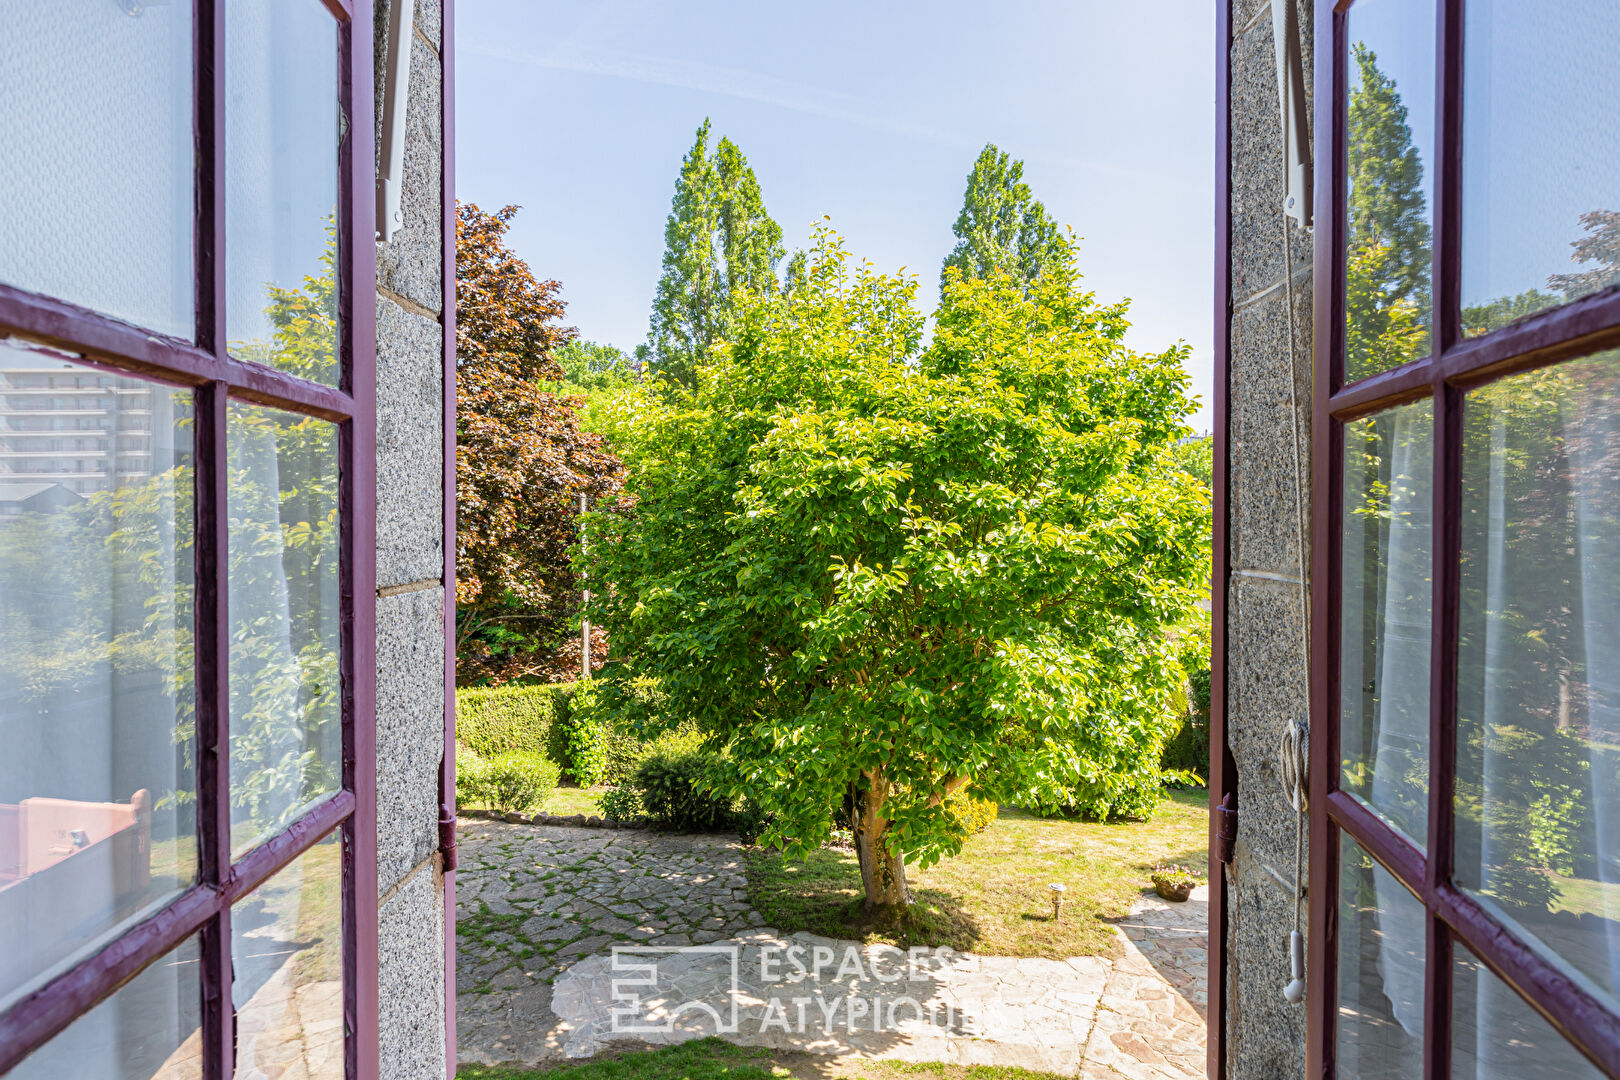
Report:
455,819,1207,1078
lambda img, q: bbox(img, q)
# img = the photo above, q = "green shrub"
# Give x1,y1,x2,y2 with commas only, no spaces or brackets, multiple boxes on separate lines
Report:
634,751,732,833
459,751,559,814
599,783,642,823
944,789,999,836
559,684,609,786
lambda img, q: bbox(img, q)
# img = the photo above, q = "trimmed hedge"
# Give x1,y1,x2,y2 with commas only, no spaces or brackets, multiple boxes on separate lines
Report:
457,683,576,760
455,679,699,788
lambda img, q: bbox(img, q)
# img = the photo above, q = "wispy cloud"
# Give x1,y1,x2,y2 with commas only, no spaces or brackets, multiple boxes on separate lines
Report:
461,38,986,154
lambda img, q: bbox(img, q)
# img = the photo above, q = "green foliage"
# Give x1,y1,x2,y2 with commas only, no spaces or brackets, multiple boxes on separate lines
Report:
941,143,1067,298
634,751,733,833
598,783,643,823
1161,619,1212,784
558,683,610,786
646,120,786,386
458,751,560,815
585,224,1209,901
943,789,998,836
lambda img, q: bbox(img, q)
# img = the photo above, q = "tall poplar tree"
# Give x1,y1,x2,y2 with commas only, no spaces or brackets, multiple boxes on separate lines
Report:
941,143,1067,297
646,120,785,385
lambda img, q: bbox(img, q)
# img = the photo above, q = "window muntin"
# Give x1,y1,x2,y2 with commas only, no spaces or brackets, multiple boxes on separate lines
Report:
1455,351,1620,1010
226,0,341,386
0,346,196,1014
232,834,343,1079
1337,834,1425,1079
1340,400,1433,847
8,936,202,1080
227,403,341,857
0,2,194,339
1343,0,1436,384
1460,1,1620,336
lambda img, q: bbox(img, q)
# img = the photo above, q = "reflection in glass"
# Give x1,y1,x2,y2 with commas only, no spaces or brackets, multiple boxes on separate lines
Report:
226,0,340,385
1461,1,1620,336
228,403,340,856
0,345,195,1013
10,937,202,1080
1341,401,1433,846
1,3,194,339
232,834,343,1080
1337,834,1424,1080
1452,944,1601,1079
1344,0,1435,383
1456,352,1620,1011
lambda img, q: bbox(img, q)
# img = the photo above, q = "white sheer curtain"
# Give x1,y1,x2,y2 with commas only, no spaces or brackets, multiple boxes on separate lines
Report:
1367,405,1431,1040
1454,358,1618,1078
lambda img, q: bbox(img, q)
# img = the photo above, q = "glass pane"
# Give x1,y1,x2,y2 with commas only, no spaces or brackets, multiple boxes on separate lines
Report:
1452,944,1602,1079
1337,834,1425,1080
1341,401,1434,846
232,834,343,1080
9,936,202,1080
1460,1,1620,336
0,345,195,1013
1344,0,1436,383
228,403,340,855
1455,352,1620,1010
0,3,194,338
226,0,341,385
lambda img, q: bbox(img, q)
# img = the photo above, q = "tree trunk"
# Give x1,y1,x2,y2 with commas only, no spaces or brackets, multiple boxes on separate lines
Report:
851,770,909,911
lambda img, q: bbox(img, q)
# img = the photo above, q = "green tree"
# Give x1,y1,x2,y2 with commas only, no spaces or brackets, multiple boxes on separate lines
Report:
941,143,1067,298
586,226,1208,912
557,339,638,393
646,120,786,385
1345,45,1432,381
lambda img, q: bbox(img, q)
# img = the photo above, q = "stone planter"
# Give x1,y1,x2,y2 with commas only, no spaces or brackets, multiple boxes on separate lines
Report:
1154,880,1194,903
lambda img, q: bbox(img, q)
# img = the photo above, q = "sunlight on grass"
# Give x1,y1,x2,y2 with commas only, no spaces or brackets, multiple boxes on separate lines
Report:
745,790,1208,958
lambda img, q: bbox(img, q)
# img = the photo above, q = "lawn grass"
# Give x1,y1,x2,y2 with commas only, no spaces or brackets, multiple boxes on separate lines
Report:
457,1036,1071,1080
546,786,608,817
745,790,1208,958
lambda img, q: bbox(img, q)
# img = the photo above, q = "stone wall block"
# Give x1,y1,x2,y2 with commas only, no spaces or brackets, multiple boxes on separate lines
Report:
1229,13,1314,305
376,32,445,313
1227,840,1308,1079
376,295,445,589
413,0,442,52
1229,285,1312,578
379,866,447,1080
376,587,447,893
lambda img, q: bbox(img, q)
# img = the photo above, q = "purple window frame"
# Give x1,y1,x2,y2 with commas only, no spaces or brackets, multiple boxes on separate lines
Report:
0,1,382,1076
1304,1,1620,1077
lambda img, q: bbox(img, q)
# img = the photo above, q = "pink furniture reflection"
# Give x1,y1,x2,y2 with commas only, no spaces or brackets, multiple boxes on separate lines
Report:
0,790,153,996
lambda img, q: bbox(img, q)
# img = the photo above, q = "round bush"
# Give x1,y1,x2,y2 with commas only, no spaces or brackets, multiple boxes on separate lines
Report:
459,751,559,814
599,783,642,823
634,751,732,832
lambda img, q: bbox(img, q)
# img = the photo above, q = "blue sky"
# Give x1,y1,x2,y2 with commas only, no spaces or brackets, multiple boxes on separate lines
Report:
456,1,1216,430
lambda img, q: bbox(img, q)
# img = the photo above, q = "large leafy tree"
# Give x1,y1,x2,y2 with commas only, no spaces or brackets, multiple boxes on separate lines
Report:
941,143,1067,298
1345,45,1432,380
456,203,622,684
586,227,1208,911
646,120,786,385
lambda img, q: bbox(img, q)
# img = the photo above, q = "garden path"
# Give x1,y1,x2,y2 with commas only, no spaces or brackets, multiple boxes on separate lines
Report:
455,818,1206,1079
